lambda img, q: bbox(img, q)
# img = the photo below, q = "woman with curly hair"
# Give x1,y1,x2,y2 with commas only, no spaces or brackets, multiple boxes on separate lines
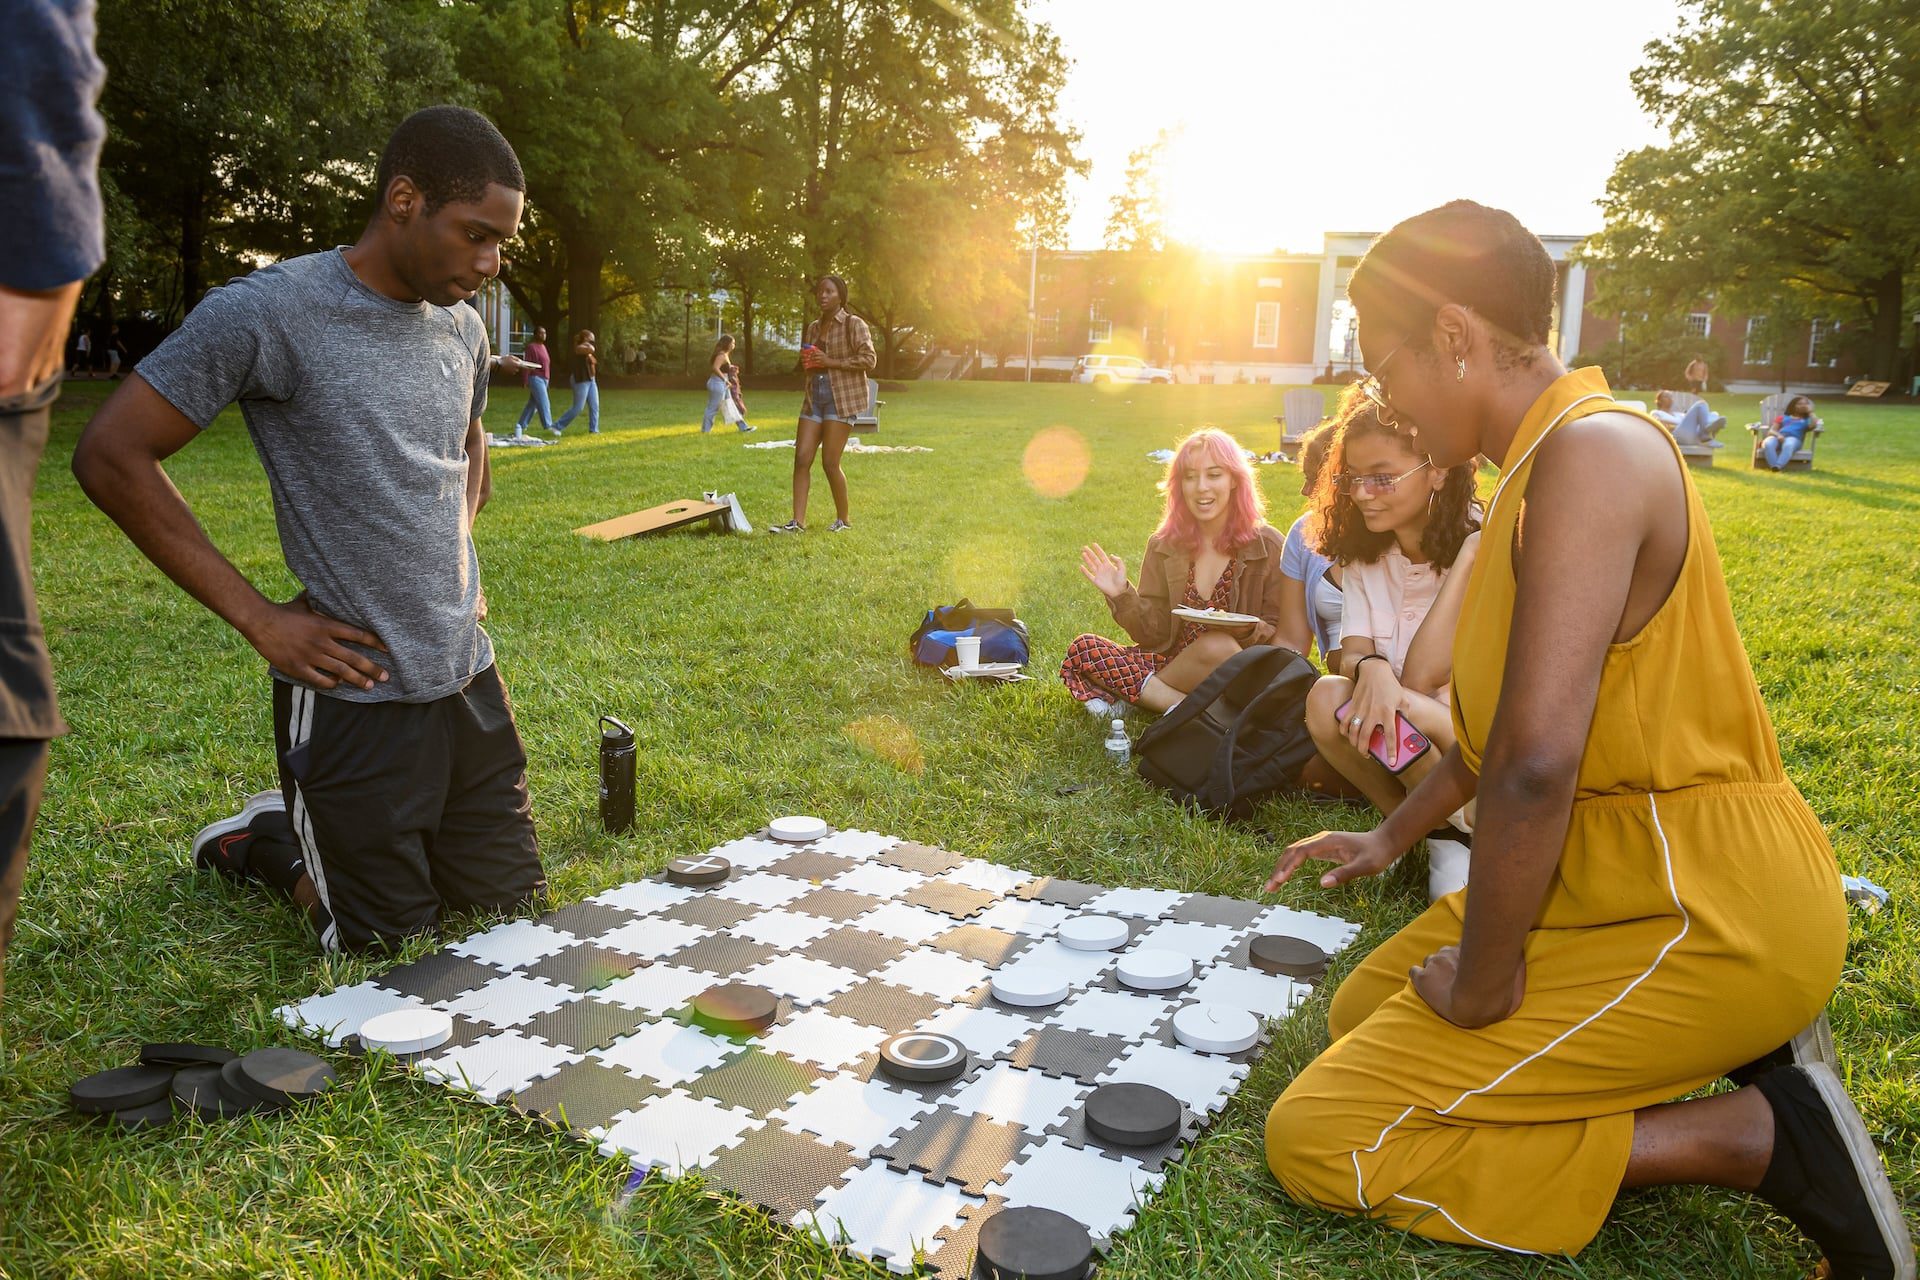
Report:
1302,387,1480,894
1064,427,1287,716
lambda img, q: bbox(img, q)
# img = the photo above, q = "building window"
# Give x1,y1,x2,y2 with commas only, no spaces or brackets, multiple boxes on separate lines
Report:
1253,301,1280,349
1743,316,1771,366
1808,318,1838,367
1685,312,1711,339
1088,301,1112,345
1038,311,1059,342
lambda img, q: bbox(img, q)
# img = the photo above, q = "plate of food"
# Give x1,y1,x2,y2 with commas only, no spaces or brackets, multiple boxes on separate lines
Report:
943,662,1026,681
1171,606,1261,628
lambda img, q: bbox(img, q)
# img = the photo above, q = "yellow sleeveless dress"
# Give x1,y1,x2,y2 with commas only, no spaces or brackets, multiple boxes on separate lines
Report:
1264,368,1845,1254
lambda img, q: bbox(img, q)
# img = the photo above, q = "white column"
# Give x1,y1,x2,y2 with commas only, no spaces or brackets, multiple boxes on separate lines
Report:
1311,250,1337,369
1560,263,1587,363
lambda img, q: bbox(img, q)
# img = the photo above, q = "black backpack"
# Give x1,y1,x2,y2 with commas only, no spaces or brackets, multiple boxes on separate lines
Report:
1131,645,1319,819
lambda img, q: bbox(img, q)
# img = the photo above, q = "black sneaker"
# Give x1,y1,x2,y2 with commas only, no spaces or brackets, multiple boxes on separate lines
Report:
1728,1011,1841,1087
190,790,286,882
1754,1064,1915,1280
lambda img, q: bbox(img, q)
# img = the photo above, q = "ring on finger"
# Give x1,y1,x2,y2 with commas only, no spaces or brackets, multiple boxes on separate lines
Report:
1350,715,1363,729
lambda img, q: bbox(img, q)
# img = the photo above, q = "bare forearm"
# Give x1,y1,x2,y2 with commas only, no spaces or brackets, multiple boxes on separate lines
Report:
1451,755,1578,1015
73,450,271,638
1375,745,1477,853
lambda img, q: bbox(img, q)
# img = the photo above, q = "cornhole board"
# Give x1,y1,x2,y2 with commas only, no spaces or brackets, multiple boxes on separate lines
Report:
575,500,729,541
1844,381,1889,399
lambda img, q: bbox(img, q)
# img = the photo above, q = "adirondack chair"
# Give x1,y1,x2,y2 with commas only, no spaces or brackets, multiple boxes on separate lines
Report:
1746,393,1822,470
851,378,883,435
1667,390,1701,414
1274,389,1324,461
1652,390,1714,468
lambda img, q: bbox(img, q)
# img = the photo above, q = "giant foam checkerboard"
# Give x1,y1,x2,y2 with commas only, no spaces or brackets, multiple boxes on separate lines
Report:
278,826,1358,1275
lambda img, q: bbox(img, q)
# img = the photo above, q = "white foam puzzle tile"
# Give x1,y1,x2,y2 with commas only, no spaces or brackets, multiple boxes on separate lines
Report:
797,1162,982,1271
276,982,423,1048
289,823,1356,1278
597,1089,758,1173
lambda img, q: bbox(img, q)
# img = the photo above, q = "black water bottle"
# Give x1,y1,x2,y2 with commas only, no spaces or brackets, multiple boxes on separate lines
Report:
598,715,636,834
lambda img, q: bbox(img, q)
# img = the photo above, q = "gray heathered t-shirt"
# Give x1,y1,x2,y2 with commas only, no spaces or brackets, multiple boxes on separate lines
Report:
137,248,494,703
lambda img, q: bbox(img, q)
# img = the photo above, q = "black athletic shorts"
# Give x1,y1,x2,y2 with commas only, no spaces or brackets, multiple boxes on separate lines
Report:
273,664,546,954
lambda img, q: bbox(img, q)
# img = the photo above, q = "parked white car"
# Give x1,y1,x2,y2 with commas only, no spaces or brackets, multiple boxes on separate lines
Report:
1071,354,1172,385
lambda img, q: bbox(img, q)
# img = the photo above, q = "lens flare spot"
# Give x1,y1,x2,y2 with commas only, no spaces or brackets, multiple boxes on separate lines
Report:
947,533,1024,604
845,715,924,775
1023,426,1090,499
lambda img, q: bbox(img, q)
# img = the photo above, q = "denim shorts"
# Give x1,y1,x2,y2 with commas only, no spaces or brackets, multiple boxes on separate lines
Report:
800,372,839,422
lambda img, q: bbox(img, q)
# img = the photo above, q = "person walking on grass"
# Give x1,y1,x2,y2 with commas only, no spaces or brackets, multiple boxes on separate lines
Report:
513,324,554,437
1263,200,1909,1280
702,333,754,433
552,327,599,435
72,105,548,955
769,274,873,533
1,0,106,1013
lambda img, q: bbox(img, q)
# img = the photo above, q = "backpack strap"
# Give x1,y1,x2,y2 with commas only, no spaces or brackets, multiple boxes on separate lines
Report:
1203,650,1316,811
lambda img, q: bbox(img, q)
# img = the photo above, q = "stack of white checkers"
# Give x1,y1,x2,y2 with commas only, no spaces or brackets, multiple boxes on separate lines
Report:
277,821,1359,1277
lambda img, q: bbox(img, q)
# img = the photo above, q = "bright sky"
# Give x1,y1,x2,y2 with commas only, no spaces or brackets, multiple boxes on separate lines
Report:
1034,0,1685,253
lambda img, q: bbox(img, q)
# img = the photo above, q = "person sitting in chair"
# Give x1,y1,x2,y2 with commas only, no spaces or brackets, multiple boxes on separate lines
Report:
1760,395,1819,470
1650,390,1727,447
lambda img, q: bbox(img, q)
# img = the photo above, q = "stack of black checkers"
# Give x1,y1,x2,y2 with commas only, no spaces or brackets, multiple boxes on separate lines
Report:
70,1043,337,1131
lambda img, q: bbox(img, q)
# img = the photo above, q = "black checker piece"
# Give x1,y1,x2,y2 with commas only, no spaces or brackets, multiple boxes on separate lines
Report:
374,951,507,1003
518,998,649,1053
875,1105,1036,1196
509,1059,662,1133
684,1048,822,1116
1048,1094,1201,1172
704,1125,861,1223
847,1051,981,1106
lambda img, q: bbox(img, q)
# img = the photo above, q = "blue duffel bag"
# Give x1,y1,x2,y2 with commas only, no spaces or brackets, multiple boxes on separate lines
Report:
909,599,1031,667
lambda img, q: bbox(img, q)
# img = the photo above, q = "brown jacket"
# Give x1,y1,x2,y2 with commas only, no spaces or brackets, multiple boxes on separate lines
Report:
1106,524,1290,655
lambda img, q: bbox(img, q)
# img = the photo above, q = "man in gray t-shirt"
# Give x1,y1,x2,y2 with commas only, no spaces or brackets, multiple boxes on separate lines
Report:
73,107,547,954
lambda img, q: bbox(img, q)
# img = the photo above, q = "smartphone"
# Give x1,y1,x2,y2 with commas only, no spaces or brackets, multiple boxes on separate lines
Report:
1335,698,1430,774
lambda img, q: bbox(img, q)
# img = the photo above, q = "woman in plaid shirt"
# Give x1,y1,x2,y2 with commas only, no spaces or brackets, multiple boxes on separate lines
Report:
770,274,875,533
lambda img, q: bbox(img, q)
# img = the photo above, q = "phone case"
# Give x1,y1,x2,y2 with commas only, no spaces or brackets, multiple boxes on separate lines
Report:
1335,699,1431,774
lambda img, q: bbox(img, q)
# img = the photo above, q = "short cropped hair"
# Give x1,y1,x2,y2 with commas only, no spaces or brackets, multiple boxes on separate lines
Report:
1347,200,1555,351
374,106,524,217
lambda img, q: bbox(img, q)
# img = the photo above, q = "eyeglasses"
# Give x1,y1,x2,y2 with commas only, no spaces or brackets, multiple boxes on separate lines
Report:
1334,459,1432,496
1356,338,1409,427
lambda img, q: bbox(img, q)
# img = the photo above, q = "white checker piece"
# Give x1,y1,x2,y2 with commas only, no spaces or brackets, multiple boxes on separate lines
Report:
1185,965,1308,1018
945,1062,1087,1131
705,835,802,871
773,1072,933,1152
446,919,577,967
917,1003,1035,1059
812,829,900,859
593,1019,739,1085
757,1007,886,1070
417,1029,582,1101
596,963,716,1015
989,1136,1161,1244
596,1090,757,1174
826,861,928,898
970,897,1073,938
277,982,423,1048
713,870,813,909
589,880,695,916
730,907,838,951
797,1163,982,1271
591,916,711,961
1046,989,1176,1040
1132,920,1244,965
738,954,863,1005
1081,887,1187,920
1098,1041,1248,1115
1253,904,1363,955
440,974,577,1027
995,939,1119,989
875,948,993,999
939,859,1034,895
856,901,956,945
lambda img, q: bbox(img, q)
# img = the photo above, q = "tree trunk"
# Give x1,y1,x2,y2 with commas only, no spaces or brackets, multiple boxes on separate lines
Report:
1867,268,1903,382
564,234,605,340
741,287,755,376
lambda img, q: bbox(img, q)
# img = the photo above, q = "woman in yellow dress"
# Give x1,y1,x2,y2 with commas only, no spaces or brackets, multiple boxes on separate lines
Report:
1262,201,1911,1279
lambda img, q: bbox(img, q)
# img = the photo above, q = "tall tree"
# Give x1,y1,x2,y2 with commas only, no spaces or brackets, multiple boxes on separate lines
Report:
1582,0,1920,379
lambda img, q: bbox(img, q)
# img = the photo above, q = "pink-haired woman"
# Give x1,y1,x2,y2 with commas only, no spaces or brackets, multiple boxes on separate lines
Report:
1064,428,1289,716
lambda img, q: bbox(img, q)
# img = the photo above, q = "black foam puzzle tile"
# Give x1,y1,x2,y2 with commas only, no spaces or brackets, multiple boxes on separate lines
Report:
809,928,910,977
788,886,883,923
534,900,641,939
508,1059,663,1133
518,998,649,1053
822,980,944,1033
1047,1094,1203,1173
1165,893,1266,929
523,943,646,991
1014,877,1109,908
373,951,507,1003
666,934,779,978
765,849,856,882
880,841,966,875
923,1194,1007,1280
905,881,998,921
875,1105,1036,1196
704,1124,862,1223
996,1026,1131,1082
931,925,1031,969
684,1047,823,1117
660,896,761,930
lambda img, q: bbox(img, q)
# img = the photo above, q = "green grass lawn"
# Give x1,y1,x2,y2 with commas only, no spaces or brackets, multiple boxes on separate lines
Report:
3,379,1915,1279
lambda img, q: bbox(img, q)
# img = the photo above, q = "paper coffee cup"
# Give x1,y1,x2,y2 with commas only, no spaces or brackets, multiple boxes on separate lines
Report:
954,636,982,669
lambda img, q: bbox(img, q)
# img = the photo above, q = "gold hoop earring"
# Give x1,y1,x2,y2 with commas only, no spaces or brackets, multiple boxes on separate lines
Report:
1455,356,1466,382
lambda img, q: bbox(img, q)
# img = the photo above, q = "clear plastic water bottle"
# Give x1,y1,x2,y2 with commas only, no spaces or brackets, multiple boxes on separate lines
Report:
1104,719,1130,770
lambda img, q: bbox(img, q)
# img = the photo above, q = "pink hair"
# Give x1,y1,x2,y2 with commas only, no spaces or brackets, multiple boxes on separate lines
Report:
1153,427,1265,554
